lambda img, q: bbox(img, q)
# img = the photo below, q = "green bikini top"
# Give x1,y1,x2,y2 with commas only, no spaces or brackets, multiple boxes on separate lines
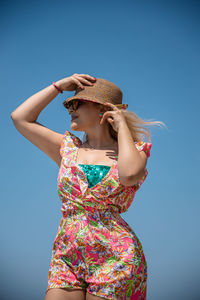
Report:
79,164,111,188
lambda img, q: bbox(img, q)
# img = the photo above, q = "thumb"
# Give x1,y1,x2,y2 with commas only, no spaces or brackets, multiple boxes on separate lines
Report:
107,117,114,122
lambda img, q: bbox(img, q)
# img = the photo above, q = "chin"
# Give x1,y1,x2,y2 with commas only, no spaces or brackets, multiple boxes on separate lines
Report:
70,123,81,131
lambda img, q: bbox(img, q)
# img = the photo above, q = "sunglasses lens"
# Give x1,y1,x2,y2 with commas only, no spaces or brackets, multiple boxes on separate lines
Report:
66,99,87,110
66,100,78,110
71,100,76,110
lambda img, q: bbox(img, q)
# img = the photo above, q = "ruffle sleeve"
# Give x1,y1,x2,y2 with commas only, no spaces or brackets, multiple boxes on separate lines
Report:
60,130,82,157
130,141,152,192
134,141,152,158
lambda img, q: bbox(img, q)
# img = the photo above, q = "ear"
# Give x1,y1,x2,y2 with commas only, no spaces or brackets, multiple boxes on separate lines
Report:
98,104,106,114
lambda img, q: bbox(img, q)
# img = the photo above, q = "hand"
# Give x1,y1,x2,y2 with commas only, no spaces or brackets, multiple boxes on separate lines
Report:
100,102,127,132
55,73,96,92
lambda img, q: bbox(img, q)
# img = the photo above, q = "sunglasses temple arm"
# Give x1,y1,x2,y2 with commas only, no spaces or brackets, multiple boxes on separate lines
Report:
115,104,128,109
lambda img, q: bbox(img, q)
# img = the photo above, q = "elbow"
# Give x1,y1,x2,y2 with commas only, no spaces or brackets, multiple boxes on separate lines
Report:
11,114,18,123
11,113,25,123
11,113,19,121
119,169,146,187
119,175,138,187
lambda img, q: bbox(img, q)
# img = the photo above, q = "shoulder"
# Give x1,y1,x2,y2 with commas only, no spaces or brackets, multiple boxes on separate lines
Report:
60,130,82,157
134,141,152,158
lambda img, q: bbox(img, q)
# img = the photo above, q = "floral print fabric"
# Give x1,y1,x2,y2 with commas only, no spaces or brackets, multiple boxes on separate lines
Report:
46,130,152,299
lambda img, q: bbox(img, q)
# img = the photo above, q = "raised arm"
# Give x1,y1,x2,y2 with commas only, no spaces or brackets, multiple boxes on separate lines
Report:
10,74,96,167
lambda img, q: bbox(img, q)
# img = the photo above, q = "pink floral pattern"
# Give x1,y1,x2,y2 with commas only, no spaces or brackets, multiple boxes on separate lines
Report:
46,130,152,299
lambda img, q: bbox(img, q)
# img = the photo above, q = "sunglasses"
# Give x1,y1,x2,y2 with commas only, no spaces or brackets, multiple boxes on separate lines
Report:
65,99,88,111
64,99,128,111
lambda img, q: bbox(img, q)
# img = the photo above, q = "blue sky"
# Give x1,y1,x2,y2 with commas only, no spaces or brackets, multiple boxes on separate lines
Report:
1,0,200,299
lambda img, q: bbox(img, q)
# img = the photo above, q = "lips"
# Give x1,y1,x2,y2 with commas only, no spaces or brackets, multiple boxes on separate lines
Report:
71,116,78,121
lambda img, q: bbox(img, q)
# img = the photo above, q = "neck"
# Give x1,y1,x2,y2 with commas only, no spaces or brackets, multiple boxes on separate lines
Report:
86,139,117,150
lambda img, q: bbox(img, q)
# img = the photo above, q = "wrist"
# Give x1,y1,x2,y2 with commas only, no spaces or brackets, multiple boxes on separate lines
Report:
54,80,64,92
118,120,128,132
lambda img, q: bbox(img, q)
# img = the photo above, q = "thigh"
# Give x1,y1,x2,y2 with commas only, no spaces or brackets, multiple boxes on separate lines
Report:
44,287,86,300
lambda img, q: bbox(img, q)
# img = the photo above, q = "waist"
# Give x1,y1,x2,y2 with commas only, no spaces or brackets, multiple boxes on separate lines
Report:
61,201,119,218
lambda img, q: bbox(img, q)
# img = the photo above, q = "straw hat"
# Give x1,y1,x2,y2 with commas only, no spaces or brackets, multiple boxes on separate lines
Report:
63,78,128,110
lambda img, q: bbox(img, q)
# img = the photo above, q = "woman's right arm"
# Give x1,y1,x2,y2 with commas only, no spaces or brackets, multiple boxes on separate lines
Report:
10,74,96,167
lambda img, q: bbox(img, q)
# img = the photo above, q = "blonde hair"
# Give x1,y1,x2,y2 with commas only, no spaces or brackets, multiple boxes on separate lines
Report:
83,103,166,143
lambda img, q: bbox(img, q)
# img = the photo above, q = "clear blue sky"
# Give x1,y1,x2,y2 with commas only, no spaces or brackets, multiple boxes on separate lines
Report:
1,0,199,299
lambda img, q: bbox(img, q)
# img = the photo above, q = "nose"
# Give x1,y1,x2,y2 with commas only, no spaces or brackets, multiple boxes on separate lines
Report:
68,106,75,113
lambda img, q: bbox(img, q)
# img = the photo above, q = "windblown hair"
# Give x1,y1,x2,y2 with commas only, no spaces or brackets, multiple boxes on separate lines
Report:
82,103,166,144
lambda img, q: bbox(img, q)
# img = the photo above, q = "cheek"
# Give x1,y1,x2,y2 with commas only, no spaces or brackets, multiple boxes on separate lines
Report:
79,105,99,122
82,107,98,117
87,114,97,123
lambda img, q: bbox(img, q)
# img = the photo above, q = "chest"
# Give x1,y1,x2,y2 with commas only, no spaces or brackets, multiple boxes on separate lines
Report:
76,147,118,188
76,147,118,166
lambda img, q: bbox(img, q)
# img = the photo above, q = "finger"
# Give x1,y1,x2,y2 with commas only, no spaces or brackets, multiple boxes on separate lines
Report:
107,117,114,122
74,75,95,86
104,117,114,127
104,102,119,111
72,77,85,89
75,74,96,81
100,111,114,124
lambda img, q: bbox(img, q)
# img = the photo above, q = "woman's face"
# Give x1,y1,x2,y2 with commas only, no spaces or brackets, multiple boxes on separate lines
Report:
68,100,105,131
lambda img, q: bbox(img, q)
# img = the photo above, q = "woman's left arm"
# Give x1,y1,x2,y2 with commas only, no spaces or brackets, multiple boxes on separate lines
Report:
100,102,147,186
117,121,147,186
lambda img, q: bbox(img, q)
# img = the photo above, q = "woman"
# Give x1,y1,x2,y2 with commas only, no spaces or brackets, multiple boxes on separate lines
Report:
11,73,163,300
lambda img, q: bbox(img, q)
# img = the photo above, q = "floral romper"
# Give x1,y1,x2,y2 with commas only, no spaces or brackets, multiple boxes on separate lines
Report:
45,130,152,299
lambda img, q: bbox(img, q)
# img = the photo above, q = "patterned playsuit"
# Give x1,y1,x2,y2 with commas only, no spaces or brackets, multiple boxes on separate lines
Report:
45,130,152,299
